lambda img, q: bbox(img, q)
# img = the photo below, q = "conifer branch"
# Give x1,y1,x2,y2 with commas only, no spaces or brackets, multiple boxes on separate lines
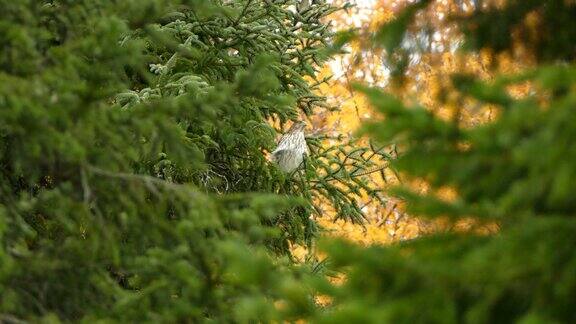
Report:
86,165,197,196
0,314,28,324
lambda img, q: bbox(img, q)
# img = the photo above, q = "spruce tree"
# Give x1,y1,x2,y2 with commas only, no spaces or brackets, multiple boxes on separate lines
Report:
0,0,381,322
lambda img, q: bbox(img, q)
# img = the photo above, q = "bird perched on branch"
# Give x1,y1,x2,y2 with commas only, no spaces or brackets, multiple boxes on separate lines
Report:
271,121,309,173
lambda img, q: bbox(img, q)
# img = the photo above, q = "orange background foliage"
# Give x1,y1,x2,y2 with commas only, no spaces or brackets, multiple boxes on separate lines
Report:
294,0,532,255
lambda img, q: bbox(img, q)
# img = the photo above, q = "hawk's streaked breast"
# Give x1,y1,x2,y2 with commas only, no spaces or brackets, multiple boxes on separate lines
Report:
271,122,308,173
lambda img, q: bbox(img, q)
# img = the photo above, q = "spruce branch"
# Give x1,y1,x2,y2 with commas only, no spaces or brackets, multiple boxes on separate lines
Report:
86,165,198,196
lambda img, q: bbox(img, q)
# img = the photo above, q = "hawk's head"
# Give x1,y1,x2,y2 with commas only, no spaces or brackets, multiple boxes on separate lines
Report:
288,121,307,133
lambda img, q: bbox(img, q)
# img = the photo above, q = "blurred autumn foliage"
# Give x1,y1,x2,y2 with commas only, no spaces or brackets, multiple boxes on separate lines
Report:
307,0,415,245
311,0,539,245
305,0,576,322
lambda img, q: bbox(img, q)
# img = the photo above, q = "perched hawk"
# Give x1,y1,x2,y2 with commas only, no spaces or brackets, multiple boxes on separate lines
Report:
271,121,308,173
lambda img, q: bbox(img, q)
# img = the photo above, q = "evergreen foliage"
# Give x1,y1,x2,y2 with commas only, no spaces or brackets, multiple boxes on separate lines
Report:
0,0,379,321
